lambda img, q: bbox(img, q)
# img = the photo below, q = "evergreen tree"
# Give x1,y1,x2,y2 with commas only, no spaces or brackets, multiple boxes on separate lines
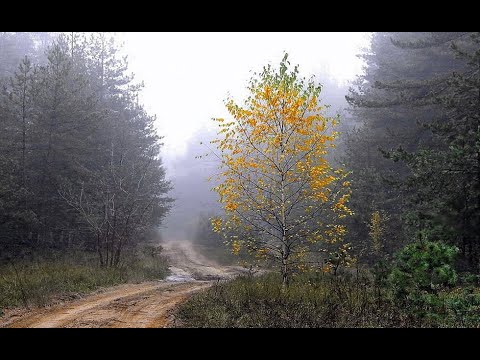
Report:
343,32,467,261
0,33,172,264
344,32,480,271
389,33,480,270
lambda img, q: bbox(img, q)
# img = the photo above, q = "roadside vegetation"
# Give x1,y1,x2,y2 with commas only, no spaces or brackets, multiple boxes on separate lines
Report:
0,245,168,315
178,242,480,328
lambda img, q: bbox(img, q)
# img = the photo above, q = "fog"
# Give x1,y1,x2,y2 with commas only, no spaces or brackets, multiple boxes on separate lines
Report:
118,32,370,241
3,33,480,327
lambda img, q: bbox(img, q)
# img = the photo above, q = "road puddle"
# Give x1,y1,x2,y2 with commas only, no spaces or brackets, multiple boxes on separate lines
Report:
165,274,195,282
166,266,195,282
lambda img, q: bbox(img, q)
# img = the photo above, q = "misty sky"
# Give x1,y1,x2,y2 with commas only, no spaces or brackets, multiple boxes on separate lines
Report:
119,32,370,175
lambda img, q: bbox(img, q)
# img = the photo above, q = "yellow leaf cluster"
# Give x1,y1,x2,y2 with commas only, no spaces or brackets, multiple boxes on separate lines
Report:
231,240,242,255
368,211,388,254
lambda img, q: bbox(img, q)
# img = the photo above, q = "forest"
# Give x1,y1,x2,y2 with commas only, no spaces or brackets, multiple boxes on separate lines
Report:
1,32,480,328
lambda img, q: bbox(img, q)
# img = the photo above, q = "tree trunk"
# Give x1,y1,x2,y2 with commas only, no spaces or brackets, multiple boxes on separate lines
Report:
96,232,104,267
475,58,480,271
282,255,289,286
21,66,27,209
280,120,288,286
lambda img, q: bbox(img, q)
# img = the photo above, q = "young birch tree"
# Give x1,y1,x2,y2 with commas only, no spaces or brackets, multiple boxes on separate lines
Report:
211,55,352,285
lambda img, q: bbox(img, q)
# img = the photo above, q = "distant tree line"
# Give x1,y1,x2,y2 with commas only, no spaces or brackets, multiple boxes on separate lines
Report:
0,32,54,78
343,32,480,272
0,32,172,266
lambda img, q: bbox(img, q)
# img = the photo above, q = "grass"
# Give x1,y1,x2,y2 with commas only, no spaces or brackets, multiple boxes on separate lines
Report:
177,270,409,327
0,246,169,314
176,270,480,328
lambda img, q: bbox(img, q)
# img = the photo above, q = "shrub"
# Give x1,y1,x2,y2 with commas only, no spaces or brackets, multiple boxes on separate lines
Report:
177,265,480,327
389,241,458,299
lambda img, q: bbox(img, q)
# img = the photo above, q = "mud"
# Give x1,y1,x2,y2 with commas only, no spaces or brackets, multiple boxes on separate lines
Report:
0,240,245,328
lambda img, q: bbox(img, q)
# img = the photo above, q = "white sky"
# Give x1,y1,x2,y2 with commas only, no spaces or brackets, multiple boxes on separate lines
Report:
119,32,370,174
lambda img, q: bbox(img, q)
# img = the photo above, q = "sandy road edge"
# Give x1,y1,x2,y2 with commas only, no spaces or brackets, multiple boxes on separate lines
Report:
0,280,211,328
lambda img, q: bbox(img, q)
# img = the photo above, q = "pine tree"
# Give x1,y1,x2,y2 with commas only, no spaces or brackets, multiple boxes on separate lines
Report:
343,32,467,260
0,33,172,263
389,33,480,270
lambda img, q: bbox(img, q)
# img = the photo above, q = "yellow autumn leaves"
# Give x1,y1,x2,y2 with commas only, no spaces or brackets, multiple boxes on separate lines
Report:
209,55,353,276
368,210,388,254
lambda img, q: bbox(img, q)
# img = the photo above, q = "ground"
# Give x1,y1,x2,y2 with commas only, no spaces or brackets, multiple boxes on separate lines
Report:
0,241,244,328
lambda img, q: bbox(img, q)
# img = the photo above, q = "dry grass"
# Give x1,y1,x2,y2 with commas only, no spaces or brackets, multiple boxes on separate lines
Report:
177,270,480,328
0,248,169,314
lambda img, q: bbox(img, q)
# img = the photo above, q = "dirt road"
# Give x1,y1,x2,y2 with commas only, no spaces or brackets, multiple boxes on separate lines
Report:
0,241,243,328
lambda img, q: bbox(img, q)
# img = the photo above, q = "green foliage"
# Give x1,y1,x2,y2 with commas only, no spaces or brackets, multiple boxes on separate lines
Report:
384,240,475,323
390,286,480,327
343,32,480,271
178,266,480,328
342,32,480,268
178,239,477,328
372,259,391,288
389,241,458,298
390,33,480,270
